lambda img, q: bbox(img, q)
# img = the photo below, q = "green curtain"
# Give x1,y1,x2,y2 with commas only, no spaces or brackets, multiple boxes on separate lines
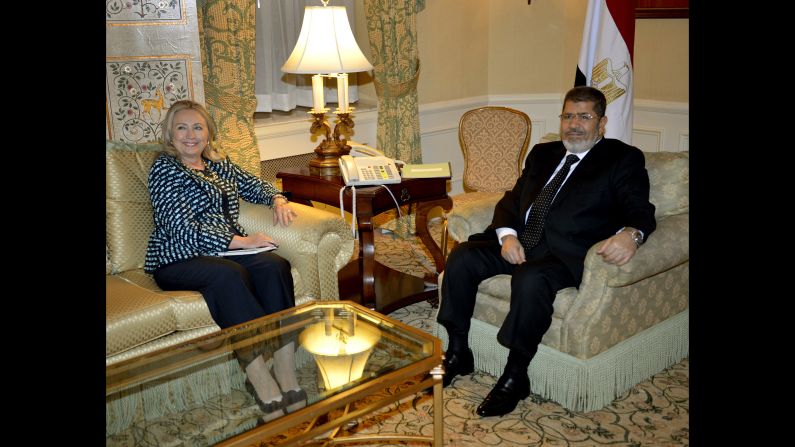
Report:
364,0,424,164
197,0,261,176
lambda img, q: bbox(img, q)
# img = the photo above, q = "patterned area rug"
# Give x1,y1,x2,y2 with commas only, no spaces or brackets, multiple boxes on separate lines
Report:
342,302,689,447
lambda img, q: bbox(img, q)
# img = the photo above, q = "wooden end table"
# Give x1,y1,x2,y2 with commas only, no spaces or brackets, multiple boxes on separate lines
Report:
276,167,452,313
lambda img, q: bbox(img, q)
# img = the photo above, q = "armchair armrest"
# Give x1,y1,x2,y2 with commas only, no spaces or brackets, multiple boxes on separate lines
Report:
237,201,354,301
447,192,503,242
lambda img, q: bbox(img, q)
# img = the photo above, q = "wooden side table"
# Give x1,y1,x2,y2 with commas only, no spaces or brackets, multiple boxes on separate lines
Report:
277,167,452,313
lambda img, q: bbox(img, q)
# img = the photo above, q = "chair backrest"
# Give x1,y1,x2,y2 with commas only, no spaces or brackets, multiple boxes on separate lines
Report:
459,106,532,192
106,140,163,274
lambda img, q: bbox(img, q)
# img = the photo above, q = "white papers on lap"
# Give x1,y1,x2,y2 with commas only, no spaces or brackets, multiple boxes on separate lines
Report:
217,246,277,256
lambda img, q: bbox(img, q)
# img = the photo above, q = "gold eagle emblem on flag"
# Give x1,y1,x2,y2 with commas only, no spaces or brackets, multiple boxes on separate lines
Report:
590,58,630,104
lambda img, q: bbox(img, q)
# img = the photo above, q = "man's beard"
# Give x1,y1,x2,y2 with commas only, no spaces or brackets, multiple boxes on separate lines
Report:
562,135,598,153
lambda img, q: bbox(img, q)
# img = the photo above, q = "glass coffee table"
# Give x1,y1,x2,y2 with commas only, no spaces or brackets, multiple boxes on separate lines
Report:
106,300,444,446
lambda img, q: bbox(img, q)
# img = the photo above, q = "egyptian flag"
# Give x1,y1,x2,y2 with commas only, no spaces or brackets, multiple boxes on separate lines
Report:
575,0,636,144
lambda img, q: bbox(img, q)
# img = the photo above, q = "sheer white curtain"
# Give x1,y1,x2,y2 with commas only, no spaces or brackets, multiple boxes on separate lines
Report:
255,0,359,113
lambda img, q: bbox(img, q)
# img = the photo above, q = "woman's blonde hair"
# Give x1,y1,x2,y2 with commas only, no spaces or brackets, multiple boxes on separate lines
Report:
161,100,225,161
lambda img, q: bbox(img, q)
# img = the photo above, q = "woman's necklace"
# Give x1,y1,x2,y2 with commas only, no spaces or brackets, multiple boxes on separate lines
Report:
187,159,220,183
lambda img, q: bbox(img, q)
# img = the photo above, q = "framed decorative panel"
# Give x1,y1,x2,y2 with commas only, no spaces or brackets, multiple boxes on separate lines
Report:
106,55,194,143
678,132,689,151
632,126,664,152
106,0,187,25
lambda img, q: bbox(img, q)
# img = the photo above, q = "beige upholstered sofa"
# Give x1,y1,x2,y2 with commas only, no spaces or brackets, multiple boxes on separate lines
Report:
106,140,354,366
435,150,689,412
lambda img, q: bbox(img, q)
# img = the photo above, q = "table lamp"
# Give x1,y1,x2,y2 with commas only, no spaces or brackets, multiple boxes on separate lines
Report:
299,309,381,391
281,0,374,176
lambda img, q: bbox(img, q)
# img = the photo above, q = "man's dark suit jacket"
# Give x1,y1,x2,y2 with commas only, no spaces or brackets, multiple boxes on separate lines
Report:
470,137,657,284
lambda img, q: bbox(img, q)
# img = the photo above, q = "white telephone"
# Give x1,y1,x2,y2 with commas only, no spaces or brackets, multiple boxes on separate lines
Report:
338,143,402,186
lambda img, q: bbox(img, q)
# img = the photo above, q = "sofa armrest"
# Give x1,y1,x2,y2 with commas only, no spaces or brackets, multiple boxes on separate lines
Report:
447,193,502,242
237,201,354,301
579,213,689,288
559,212,690,358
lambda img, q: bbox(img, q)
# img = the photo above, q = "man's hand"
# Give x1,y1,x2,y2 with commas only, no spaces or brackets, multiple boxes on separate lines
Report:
500,234,526,264
273,197,297,226
596,231,638,266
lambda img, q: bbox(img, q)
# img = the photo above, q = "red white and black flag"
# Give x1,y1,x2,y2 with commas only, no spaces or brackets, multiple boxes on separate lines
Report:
575,0,636,144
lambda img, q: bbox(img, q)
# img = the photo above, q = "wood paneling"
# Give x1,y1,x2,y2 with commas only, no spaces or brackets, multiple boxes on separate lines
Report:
636,0,688,19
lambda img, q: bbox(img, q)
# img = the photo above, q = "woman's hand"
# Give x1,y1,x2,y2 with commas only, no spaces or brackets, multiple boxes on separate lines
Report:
273,196,297,226
229,233,278,249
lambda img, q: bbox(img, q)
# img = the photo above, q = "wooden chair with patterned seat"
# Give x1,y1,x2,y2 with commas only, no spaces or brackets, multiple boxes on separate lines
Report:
440,106,532,256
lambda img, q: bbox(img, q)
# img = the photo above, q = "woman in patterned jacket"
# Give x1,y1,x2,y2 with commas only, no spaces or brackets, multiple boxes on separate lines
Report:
144,100,305,421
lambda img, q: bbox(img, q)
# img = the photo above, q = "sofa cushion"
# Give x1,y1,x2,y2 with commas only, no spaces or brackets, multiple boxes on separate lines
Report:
473,274,578,351
645,151,689,218
106,275,178,357
117,269,216,331
106,140,162,273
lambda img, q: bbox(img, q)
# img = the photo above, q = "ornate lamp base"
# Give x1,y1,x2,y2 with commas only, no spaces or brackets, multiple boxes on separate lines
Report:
308,111,355,177
309,138,351,176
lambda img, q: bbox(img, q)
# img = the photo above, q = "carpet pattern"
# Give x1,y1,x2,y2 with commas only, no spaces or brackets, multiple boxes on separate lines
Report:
343,302,689,447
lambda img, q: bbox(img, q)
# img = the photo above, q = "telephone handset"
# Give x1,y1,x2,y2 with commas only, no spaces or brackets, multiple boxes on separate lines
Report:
339,143,401,186
348,143,386,158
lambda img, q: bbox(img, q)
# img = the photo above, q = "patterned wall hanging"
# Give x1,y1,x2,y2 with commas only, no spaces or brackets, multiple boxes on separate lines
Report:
106,0,186,24
106,56,194,143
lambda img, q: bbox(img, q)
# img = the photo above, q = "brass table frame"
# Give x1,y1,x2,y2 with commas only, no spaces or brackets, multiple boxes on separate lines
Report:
107,301,445,447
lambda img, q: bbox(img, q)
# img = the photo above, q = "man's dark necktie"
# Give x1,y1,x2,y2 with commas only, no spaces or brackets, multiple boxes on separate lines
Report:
519,154,580,251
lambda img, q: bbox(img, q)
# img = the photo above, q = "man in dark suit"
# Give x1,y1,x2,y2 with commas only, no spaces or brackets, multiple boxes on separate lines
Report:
437,86,657,417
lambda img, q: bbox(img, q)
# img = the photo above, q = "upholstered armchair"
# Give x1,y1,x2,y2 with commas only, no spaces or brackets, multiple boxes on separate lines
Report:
441,106,531,254
435,150,689,412
106,140,354,365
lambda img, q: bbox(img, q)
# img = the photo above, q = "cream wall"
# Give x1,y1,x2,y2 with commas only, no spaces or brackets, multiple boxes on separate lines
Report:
353,0,490,104
353,0,688,104
415,0,489,103
634,18,688,101
488,0,574,95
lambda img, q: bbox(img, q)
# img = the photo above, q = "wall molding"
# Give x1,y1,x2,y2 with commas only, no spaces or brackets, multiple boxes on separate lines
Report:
634,99,689,114
421,126,458,139
632,126,665,152
678,132,689,151
419,95,490,114
531,119,549,141
487,93,563,105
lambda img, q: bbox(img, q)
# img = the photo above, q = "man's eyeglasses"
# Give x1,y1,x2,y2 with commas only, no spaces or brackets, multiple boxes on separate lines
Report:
559,113,597,122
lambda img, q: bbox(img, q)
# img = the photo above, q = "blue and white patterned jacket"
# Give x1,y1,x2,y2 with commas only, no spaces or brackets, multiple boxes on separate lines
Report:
144,153,283,273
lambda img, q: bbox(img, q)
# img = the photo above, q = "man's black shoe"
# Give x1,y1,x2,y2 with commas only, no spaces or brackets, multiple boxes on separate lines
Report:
441,348,474,387
476,369,530,417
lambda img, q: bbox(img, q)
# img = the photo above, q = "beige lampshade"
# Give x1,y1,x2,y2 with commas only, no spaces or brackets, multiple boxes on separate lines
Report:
299,319,381,390
281,6,373,74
